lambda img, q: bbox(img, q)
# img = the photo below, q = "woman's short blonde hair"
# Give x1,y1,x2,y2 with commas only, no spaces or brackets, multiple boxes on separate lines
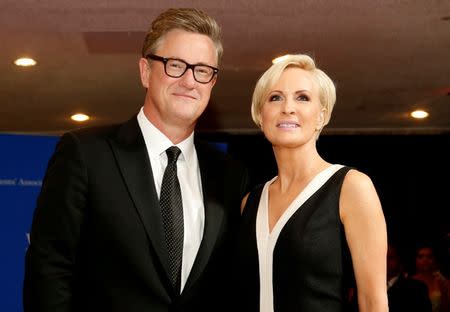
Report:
251,54,336,137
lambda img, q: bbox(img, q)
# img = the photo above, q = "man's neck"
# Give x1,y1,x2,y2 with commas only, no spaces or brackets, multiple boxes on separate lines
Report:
142,107,195,144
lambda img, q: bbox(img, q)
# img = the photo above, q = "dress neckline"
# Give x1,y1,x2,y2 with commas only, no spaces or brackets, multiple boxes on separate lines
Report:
255,164,345,312
264,164,343,236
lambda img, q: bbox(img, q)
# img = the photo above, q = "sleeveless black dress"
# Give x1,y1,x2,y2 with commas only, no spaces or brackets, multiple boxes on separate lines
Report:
235,166,355,312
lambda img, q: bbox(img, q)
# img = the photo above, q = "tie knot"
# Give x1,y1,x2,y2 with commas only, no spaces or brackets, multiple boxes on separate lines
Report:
166,146,181,163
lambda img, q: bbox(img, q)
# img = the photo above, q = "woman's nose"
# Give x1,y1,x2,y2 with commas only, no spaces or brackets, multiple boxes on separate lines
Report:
282,99,295,114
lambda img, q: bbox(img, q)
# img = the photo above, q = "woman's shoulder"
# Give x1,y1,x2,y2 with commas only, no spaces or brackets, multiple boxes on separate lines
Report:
341,168,374,191
339,168,382,220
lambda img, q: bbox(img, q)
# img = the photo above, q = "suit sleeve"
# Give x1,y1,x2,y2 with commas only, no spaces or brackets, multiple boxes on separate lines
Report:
23,132,88,312
416,282,432,312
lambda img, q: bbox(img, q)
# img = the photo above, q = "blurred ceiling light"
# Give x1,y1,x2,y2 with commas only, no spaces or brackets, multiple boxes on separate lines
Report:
14,57,37,67
410,110,429,119
272,55,290,64
71,113,90,122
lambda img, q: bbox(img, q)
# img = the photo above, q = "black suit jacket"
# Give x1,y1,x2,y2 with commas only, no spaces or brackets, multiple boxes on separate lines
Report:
388,274,432,312
23,116,249,312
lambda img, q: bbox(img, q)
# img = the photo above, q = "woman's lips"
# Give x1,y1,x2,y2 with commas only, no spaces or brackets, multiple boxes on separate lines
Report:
277,121,299,128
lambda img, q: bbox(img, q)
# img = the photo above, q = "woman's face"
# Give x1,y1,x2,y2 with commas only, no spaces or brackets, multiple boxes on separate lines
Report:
415,247,436,273
260,67,324,149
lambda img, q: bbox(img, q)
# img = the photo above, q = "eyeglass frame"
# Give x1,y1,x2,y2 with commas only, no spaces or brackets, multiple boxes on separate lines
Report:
145,54,219,84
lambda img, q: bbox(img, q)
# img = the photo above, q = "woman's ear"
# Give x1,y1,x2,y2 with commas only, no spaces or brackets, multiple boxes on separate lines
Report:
316,108,326,130
139,58,150,88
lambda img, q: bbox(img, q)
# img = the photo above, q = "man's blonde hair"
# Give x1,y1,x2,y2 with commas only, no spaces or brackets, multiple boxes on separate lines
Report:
141,8,223,65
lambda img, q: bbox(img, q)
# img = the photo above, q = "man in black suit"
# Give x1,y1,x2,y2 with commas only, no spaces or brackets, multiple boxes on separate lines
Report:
23,8,248,312
387,244,432,312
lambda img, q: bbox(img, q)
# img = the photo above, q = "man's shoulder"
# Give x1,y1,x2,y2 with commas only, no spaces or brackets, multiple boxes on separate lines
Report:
52,117,139,156
395,275,429,293
61,116,137,144
68,123,121,140
406,277,429,290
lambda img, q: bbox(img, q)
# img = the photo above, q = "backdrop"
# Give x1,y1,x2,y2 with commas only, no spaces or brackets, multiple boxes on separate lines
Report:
0,134,58,312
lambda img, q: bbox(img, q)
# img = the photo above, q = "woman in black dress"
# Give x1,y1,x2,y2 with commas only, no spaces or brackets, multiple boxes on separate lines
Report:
236,54,388,312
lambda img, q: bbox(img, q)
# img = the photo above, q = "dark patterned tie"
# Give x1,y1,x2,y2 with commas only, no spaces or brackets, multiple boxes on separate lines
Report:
159,146,184,293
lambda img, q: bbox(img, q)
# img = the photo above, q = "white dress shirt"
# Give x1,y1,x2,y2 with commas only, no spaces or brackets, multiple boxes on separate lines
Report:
137,108,205,293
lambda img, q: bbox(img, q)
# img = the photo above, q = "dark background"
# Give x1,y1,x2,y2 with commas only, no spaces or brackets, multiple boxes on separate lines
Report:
199,132,450,276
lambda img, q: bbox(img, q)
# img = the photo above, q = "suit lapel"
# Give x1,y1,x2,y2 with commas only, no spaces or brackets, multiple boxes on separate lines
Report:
108,116,170,276
184,142,225,291
109,126,226,293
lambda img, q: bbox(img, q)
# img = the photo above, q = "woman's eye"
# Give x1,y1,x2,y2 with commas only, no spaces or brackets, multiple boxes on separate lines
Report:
297,94,310,101
269,94,282,101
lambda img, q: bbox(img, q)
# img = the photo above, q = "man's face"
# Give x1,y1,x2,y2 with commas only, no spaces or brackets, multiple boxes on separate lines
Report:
415,247,435,272
140,29,218,132
387,246,400,278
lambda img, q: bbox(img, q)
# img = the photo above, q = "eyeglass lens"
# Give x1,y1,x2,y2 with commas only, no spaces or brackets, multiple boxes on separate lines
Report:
165,59,215,83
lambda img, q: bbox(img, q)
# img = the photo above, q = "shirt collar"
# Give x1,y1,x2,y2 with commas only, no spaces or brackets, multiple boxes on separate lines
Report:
137,107,195,164
387,275,399,289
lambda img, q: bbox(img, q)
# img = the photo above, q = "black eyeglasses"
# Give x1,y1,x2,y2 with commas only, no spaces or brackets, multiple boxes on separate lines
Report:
146,54,219,84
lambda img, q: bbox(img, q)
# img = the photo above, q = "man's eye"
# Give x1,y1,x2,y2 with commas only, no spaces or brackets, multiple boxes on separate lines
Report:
169,61,184,69
195,67,211,75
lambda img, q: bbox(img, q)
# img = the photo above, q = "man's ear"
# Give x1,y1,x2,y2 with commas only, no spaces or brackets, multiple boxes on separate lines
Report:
210,74,218,88
139,58,150,88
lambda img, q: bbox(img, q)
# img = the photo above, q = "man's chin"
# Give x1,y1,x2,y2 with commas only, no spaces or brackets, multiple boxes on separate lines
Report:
172,110,203,125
